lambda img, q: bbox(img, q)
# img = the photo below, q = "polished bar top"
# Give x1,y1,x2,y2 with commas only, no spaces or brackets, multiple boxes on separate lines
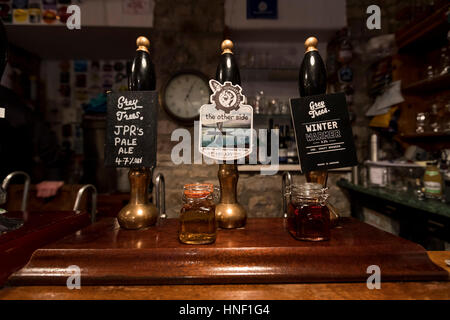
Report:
7,217,448,285
0,251,449,300
0,211,91,286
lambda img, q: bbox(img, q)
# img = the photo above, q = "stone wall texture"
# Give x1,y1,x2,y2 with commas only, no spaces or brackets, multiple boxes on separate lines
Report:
154,158,351,219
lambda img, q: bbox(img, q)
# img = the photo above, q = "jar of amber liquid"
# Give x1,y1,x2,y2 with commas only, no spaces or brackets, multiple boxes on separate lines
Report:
179,183,216,245
286,183,330,241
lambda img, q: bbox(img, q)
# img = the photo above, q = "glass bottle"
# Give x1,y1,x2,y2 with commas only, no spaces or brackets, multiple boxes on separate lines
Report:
286,183,330,241
287,126,297,164
443,101,450,132
423,161,443,200
179,183,217,245
278,125,288,164
426,65,434,80
254,94,261,114
416,112,427,133
258,90,266,114
438,47,449,75
429,103,441,132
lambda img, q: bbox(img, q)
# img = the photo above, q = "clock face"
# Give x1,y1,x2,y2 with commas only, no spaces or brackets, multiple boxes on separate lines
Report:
163,72,210,123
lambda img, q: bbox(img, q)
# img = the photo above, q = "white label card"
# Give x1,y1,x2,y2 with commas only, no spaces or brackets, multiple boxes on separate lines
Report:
199,80,253,161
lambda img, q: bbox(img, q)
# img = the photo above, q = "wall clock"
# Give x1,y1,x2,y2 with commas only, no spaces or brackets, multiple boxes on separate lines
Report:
162,70,210,123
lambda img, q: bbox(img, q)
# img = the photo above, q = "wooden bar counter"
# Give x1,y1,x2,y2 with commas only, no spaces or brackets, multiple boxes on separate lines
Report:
0,217,449,300
0,210,91,287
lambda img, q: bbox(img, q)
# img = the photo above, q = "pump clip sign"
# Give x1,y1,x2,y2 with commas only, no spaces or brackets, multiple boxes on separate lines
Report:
290,92,357,172
105,91,158,168
198,80,253,161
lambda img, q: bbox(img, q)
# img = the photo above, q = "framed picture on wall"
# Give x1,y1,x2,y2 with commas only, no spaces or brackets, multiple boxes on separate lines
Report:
247,0,277,19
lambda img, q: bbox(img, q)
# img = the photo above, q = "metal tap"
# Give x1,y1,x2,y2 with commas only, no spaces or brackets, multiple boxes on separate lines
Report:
155,173,166,219
216,164,246,229
118,168,158,229
73,184,98,223
282,171,292,218
1,171,30,211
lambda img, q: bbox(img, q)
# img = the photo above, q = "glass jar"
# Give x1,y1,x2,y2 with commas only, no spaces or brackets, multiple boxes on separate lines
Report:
286,183,330,241
423,161,443,200
179,183,216,245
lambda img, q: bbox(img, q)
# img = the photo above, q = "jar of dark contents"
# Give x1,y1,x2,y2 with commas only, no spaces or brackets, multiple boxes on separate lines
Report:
179,183,216,245
286,183,330,241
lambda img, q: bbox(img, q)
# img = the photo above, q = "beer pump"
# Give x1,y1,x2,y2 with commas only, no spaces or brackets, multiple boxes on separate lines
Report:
214,40,247,229
117,37,164,230
298,36,339,225
299,37,329,187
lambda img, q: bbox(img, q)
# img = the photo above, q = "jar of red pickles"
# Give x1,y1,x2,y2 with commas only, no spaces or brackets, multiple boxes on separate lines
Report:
286,183,330,241
179,183,217,245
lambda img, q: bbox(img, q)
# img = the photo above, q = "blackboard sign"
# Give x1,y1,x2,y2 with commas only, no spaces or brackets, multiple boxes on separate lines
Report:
105,91,158,168
290,92,357,172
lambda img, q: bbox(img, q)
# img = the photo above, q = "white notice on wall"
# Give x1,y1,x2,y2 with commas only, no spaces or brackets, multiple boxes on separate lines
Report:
0,107,5,118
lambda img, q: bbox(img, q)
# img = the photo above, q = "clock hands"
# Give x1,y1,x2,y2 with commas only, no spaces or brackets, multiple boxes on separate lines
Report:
186,98,194,109
184,81,199,113
184,81,196,101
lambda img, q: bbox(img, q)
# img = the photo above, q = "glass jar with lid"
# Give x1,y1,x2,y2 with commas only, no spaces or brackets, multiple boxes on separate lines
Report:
286,183,330,241
179,183,217,245
423,161,443,200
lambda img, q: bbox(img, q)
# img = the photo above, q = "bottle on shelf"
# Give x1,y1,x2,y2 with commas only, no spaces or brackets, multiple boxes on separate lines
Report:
438,30,450,76
423,160,443,200
439,47,449,75
442,100,450,132
254,94,261,114
429,102,442,132
442,149,450,203
286,126,298,164
278,125,288,164
266,117,273,163
426,65,434,80
257,90,266,114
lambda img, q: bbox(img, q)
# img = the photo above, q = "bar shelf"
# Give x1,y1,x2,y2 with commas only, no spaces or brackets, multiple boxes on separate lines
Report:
402,72,450,95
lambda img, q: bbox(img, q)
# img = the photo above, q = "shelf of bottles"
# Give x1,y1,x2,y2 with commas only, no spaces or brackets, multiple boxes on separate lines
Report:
403,72,450,95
